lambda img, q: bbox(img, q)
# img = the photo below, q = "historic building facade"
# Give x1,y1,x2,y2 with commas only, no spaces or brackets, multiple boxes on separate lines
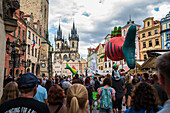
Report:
5,9,26,77
160,12,170,50
54,22,80,63
23,13,41,76
138,17,161,60
97,43,104,71
20,0,49,37
20,0,52,77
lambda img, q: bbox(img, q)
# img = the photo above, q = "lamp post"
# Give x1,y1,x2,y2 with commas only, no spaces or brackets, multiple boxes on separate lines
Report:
6,37,27,81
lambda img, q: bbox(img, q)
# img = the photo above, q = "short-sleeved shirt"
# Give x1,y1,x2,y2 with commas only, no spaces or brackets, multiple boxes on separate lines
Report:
97,87,116,98
112,78,125,98
34,85,47,103
0,97,50,113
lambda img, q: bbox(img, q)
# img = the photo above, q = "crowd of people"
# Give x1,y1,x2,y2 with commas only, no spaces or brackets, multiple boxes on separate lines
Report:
0,52,170,113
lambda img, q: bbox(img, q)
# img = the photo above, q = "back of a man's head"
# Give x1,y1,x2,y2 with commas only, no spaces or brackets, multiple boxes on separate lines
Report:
152,73,159,82
156,52,170,86
18,73,38,94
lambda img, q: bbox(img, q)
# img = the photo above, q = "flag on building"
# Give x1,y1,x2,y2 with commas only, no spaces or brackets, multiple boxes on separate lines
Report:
32,40,35,47
39,44,41,51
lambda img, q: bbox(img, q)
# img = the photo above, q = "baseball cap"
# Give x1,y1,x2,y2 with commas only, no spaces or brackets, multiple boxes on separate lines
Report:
18,73,38,89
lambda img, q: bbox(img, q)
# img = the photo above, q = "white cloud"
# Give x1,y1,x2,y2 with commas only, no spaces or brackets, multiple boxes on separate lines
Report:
49,0,170,58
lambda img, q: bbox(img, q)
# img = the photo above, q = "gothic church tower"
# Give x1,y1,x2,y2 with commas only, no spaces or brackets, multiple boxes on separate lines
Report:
54,21,80,63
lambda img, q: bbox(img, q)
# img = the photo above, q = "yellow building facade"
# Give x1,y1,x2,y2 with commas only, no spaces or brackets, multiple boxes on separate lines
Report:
97,43,105,71
138,17,161,60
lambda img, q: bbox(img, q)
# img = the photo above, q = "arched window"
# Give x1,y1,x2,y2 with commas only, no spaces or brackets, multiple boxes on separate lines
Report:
72,42,74,48
63,54,67,60
57,43,59,48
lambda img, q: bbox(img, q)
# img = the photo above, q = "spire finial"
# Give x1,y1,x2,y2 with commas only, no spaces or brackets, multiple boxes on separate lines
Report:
129,14,131,21
59,18,61,30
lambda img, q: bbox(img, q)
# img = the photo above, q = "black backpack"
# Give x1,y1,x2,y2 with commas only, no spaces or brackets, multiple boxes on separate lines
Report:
94,80,100,92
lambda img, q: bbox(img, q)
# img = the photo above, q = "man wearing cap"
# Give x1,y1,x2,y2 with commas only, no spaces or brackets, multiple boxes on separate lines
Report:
111,64,126,113
156,52,170,113
0,73,50,113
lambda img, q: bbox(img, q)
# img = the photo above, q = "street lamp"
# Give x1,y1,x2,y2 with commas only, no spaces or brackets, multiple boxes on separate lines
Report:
6,37,27,81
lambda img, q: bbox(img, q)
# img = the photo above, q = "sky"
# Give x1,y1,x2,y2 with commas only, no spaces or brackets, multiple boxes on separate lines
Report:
48,0,170,59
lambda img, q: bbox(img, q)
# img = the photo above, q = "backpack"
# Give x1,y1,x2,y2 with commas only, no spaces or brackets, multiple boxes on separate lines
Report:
94,80,100,91
85,85,93,100
100,87,112,109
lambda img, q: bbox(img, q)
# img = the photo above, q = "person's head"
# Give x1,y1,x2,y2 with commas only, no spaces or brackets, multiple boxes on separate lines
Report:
106,74,111,78
66,84,88,113
18,73,38,96
143,73,149,80
156,52,170,89
125,74,132,84
152,73,159,82
45,80,52,87
132,77,140,86
131,82,160,113
113,64,119,70
85,77,90,85
37,78,42,85
103,78,112,86
48,85,65,105
93,77,97,80
0,82,19,104
75,74,79,79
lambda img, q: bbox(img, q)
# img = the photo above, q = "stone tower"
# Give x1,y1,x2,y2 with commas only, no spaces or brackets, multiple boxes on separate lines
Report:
69,21,79,56
20,0,49,37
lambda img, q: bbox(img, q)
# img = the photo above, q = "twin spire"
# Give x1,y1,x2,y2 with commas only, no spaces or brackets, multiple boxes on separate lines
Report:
55,20,79,41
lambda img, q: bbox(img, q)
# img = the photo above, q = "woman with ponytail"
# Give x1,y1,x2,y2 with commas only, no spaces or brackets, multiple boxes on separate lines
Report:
66,84,88,113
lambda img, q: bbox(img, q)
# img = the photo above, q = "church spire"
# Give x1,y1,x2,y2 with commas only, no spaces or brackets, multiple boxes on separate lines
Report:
57,20,63,40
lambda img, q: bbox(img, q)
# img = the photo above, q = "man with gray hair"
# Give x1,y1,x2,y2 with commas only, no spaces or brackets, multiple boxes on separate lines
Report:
156,52,170,113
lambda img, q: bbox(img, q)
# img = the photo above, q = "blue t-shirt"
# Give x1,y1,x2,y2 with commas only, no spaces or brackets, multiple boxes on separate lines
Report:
124,106,163,113
34,85,47,103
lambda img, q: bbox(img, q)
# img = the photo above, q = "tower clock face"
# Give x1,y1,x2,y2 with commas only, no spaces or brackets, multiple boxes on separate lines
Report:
41,63,46,68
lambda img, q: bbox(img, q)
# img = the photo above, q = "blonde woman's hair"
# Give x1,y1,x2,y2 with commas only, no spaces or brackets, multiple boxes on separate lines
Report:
125,74,132,84
66,84,88,113
0,82,19,104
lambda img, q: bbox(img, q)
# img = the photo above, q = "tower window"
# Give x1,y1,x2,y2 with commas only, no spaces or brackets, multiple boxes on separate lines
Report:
72,42,74,48
57,43,59,48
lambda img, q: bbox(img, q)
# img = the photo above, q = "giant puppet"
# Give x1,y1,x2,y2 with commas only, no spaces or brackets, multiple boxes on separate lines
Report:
103,25,137,69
